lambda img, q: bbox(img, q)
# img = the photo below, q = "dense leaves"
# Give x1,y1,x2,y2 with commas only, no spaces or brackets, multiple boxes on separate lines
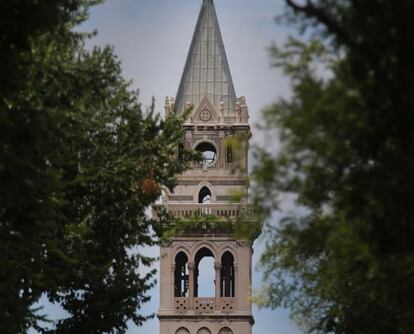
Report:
0,1,192,333
253,1,414,333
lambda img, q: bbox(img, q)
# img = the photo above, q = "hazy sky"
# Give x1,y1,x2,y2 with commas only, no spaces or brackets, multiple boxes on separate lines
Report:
33,1,301,333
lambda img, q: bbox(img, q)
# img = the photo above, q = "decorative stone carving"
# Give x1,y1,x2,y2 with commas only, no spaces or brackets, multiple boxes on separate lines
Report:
194,298,215,313
199,109,212,122
174,298,189,314
220,298,234,313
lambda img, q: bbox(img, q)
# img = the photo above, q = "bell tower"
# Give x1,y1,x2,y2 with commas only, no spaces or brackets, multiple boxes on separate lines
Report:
158,1,254,334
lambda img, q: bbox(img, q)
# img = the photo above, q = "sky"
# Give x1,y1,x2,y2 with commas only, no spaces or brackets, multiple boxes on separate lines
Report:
33,1,301,333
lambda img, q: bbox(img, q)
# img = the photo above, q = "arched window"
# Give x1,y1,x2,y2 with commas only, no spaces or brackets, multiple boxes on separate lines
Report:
198,186,212,204
220,252,235,297
178,143,185,161
195,142,217,166
194,248,215,297
226,144,233,164
176,328,190,334
219,327,233,334
197,327,212,334
174,252,189,297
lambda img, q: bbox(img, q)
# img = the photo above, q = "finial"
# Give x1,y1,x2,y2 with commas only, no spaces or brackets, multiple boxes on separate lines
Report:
164,96,171,117
219,101,225,123
169,96,175,106
186,101,193,110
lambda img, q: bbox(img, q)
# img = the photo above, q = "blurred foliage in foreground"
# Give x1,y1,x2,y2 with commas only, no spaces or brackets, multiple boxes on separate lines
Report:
252,1,414,333
0,1,193,333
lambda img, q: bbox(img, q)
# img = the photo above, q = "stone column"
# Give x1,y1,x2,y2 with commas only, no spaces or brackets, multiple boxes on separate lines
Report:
214,262,222,308
188,262,195,309
171,263,176,307
233,262,238,308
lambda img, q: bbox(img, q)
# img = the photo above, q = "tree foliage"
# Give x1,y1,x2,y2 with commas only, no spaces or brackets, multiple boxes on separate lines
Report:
0,1,192,333
253,1,414,333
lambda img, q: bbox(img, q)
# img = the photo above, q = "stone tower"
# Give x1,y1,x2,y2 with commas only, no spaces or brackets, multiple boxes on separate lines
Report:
158,1,253,334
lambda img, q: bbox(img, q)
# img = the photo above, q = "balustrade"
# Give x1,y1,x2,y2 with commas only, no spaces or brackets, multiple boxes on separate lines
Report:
164,203,254,218
173,297,235,314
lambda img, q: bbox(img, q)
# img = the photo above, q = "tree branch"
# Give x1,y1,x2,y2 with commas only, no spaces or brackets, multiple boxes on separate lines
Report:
286,0,353,47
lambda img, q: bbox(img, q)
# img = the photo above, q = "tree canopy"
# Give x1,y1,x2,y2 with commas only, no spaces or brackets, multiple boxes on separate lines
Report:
0,1,192,333
253,1,414,333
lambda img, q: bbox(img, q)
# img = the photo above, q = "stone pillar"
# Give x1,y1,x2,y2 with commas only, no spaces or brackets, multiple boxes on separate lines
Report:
188,262,195,308
219,131,225,169
214,262,222,308
171,263,176,305
234,262,238,308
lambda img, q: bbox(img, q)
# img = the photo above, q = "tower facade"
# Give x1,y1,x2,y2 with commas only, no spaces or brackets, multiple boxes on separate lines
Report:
158,1,253,334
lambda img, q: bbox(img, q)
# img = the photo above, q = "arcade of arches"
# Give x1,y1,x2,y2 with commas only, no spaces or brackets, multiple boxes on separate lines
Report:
174,248,235,299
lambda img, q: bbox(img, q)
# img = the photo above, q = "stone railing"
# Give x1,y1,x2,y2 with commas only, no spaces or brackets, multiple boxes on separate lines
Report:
174,297,188,313
164,203,254,219
194,298,215,313
220,297,234,312
173,297,235,314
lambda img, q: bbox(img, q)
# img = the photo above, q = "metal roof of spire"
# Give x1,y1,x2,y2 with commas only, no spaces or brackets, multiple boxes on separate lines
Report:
175,0,237,114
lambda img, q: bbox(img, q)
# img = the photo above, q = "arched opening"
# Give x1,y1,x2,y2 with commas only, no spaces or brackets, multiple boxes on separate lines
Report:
194,248,215,297
195,142,217,166
226,144,233,164
198,186,212,204
176,328,190,334
174,252,189,297
220,252,235,297
197,327,212,334
178,143,185,161
219,327,233,334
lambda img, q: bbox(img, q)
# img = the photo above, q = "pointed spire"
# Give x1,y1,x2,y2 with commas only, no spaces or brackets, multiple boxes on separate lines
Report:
175,0,236,115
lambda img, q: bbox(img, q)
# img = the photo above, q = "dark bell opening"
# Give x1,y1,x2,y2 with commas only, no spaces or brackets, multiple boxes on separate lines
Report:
198,186,212,204
196,142,217,166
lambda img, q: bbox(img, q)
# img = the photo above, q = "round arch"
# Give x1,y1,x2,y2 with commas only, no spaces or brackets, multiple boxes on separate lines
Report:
193,140,219,168
219,327,233,334
176,327,190,334
196,327,212,334
192,139,218,153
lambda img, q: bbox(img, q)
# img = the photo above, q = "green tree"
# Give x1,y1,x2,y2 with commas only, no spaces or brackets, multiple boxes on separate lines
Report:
0,1,192,333
253,1,414,333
